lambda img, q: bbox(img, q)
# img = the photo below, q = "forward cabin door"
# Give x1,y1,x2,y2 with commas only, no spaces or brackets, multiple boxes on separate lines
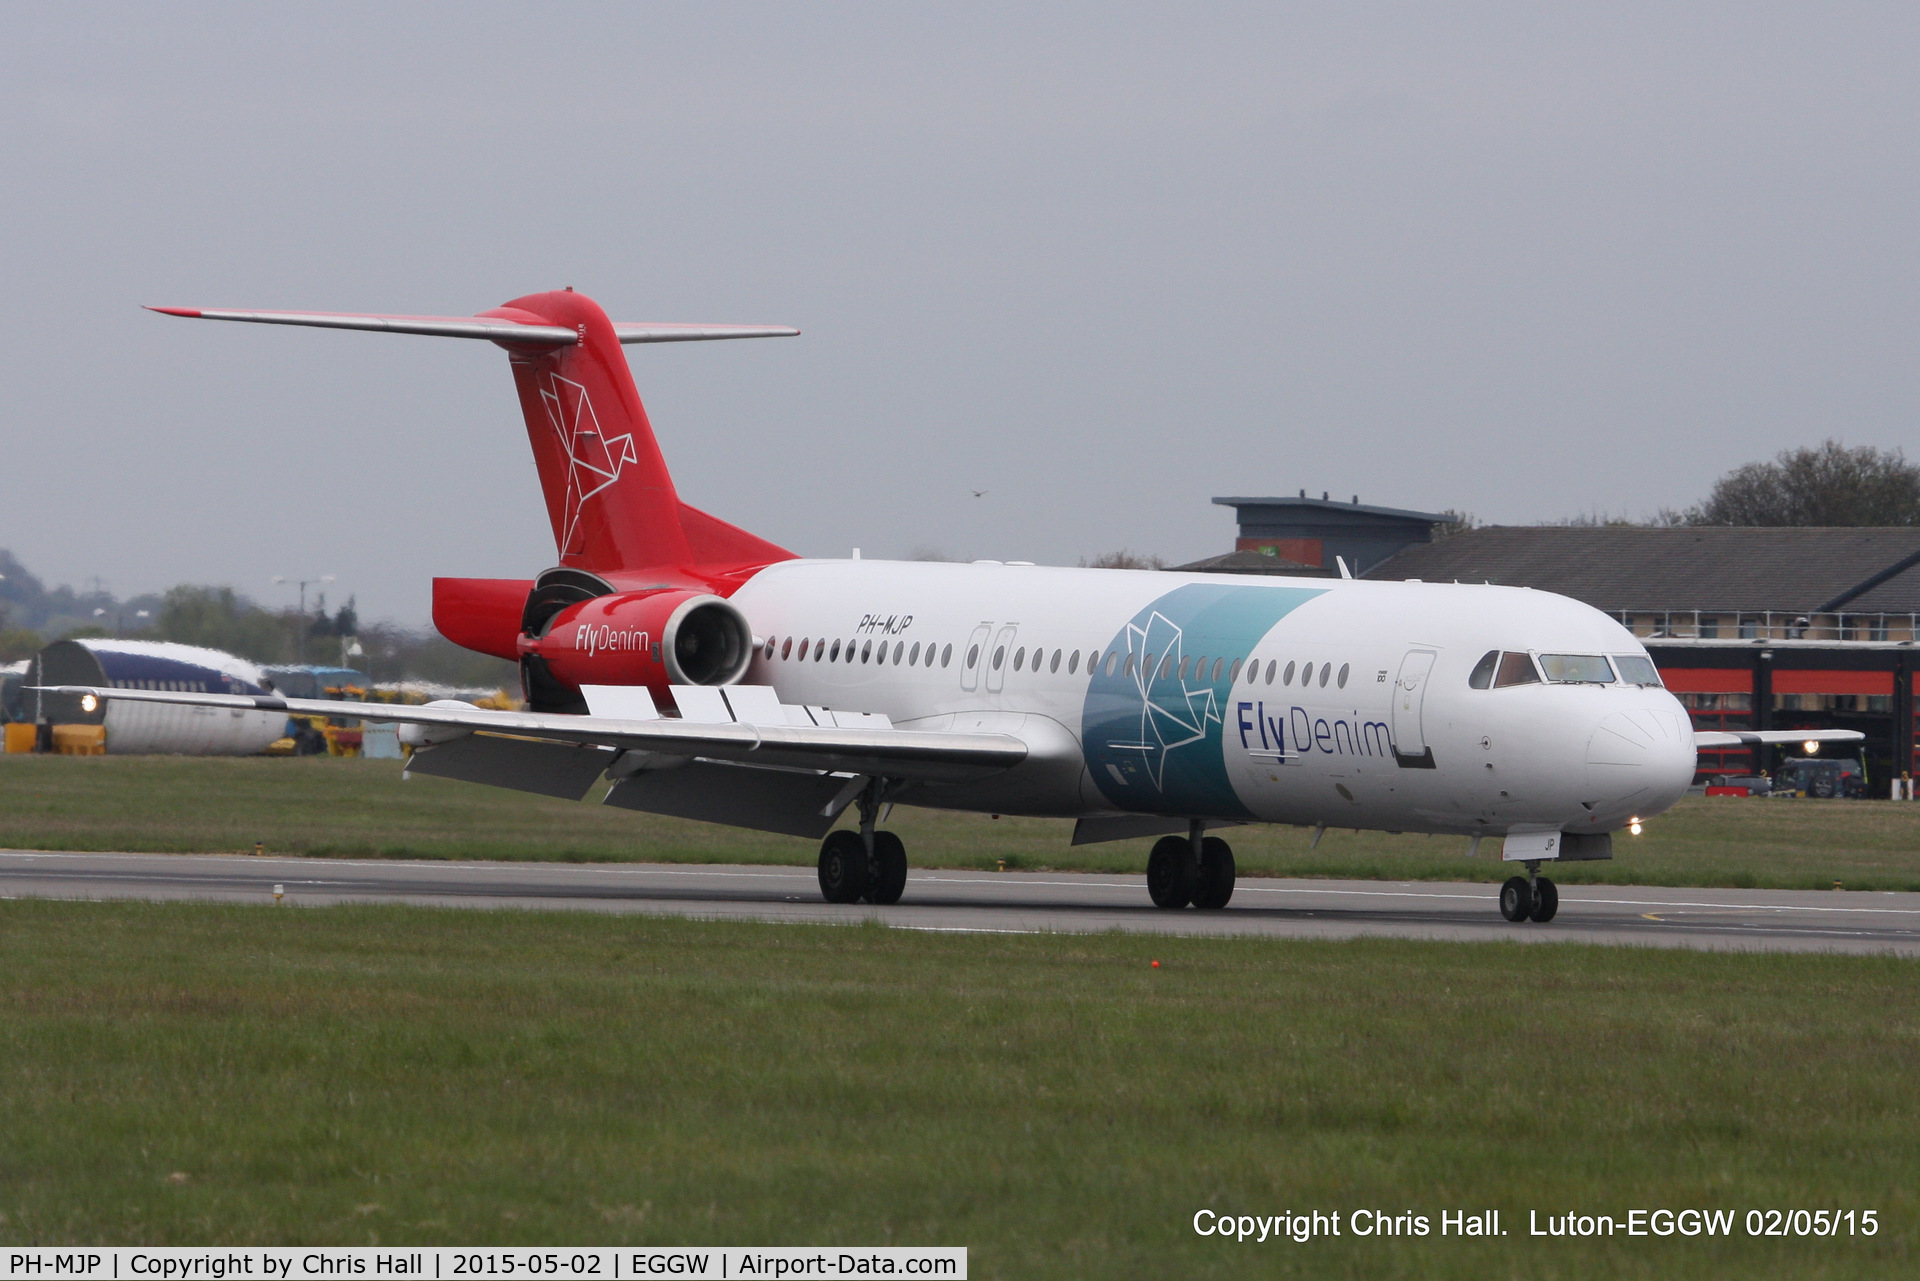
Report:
984,625,1018,694
960,624,992,692
1392,649,1438,768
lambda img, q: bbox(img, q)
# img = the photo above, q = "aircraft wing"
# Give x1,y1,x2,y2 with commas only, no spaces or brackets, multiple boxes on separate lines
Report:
39,686,1024,784
1693,728,1866,748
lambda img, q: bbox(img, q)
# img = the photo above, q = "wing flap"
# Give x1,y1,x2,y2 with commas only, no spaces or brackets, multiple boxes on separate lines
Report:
404,735,616,800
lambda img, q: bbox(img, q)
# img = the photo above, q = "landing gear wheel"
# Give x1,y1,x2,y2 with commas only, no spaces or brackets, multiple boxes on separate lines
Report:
818,830,871,903
1192,837,1236,909
1528,876,1558,923
867,831,908,906
1147,835,1195,909
1499,875,1534,923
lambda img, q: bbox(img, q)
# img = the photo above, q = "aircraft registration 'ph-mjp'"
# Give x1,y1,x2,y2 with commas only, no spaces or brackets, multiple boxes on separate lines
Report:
62,290,1859,923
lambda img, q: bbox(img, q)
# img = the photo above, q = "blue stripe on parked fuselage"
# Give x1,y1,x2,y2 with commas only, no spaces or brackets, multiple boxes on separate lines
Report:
94,653,266,695
1082,581,1325,817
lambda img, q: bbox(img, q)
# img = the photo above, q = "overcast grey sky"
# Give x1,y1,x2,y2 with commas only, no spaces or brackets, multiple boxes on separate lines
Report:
3,4,1915,623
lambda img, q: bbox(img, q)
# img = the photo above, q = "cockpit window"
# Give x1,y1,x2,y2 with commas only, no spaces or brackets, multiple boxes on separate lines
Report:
1493,652,1541,688
1613,655,1661,686
1539,653,1615,684
1469,650,1498,689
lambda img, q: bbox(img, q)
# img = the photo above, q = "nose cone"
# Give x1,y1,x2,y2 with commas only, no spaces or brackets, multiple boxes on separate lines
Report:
1586,703,1695,822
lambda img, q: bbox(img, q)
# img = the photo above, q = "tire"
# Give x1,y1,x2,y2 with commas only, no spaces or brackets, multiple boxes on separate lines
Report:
1499,875,1533,923
867,830,908,905
1811,776,1836,799
1192,836,1236,909
817,829,871,903
1146,835,1194,909
1528,876,1558,923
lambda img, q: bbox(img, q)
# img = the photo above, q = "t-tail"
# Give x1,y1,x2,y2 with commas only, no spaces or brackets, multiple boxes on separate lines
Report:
149,291,800,702
147,291,798,575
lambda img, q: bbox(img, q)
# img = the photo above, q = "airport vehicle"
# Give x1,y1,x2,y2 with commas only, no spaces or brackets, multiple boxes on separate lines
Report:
1704,773,1773,797
57,290,1862,922
1773,756,1869,799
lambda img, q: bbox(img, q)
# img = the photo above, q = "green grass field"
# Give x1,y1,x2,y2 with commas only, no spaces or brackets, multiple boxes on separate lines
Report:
0,900,1912,1276
4,753,1920,889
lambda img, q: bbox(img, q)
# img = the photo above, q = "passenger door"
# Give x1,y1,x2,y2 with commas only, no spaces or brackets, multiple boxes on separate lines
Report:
960,623,993,692
984,625,1018,693
1391,649,1438,768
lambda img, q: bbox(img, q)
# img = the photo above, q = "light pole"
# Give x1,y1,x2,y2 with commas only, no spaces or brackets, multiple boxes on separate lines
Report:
272,575,335,664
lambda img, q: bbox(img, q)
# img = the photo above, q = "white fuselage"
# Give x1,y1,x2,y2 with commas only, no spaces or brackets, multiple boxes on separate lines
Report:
726,560,1697,839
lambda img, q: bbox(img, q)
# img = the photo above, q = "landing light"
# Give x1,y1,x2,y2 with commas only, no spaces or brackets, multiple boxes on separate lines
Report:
1803,740,1820,755
79,693,98,713
1628,819,1643,836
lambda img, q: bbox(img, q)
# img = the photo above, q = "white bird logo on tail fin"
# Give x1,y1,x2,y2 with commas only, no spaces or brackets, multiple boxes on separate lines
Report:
538,373,638,556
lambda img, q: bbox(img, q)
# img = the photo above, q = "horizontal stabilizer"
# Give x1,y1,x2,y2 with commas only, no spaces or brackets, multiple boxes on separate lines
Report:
1694,728,1867,748
149,306,797,346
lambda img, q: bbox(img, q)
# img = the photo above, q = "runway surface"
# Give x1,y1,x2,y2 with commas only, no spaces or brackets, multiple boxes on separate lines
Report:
4,849,1919,954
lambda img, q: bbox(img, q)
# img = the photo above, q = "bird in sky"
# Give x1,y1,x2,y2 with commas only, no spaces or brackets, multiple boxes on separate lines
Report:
971,489,989,498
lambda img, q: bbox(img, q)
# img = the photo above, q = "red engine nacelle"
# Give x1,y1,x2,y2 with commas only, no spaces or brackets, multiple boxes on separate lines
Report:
520,589,754,707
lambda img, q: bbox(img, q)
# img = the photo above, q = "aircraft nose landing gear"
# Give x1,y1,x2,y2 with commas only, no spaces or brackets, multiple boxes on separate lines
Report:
1499,860,1558,923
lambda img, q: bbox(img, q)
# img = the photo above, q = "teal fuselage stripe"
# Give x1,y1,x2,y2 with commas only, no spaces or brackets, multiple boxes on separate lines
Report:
1082,582,1327,818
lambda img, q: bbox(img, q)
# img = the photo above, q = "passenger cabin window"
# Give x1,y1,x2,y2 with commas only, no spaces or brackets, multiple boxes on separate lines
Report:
1612,655,1661,686
1493,652,1540,688
1539,654,1614,684
1469,650,1498,689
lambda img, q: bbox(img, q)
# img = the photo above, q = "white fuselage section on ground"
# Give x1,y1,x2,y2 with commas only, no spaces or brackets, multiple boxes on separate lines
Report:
728,560,1696,839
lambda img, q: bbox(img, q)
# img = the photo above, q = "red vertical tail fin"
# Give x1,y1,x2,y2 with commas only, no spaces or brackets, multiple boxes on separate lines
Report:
483,290,693,570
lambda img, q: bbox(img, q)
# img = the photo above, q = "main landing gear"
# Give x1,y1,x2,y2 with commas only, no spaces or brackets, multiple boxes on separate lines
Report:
1147,822,1236,910
817,780,908,906
1499,860,1558,923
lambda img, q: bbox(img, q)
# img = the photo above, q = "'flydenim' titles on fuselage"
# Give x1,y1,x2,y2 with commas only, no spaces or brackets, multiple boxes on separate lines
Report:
572,624,650,657
1235,700,1394,760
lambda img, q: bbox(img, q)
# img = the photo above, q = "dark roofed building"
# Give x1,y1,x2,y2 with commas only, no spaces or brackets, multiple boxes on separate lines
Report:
1366,525,1920,786
1213,494,1451,576
1364,526,1920,620
1170,549,1334,577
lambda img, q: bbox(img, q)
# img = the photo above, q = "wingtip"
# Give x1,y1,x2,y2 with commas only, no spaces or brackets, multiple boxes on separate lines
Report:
146,306,202,317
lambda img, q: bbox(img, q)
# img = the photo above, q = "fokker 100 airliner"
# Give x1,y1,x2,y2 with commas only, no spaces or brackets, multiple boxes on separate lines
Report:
56,290,1858,923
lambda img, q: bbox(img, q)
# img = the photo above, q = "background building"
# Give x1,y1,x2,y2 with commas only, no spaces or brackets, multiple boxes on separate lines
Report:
1210,494,1451,575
